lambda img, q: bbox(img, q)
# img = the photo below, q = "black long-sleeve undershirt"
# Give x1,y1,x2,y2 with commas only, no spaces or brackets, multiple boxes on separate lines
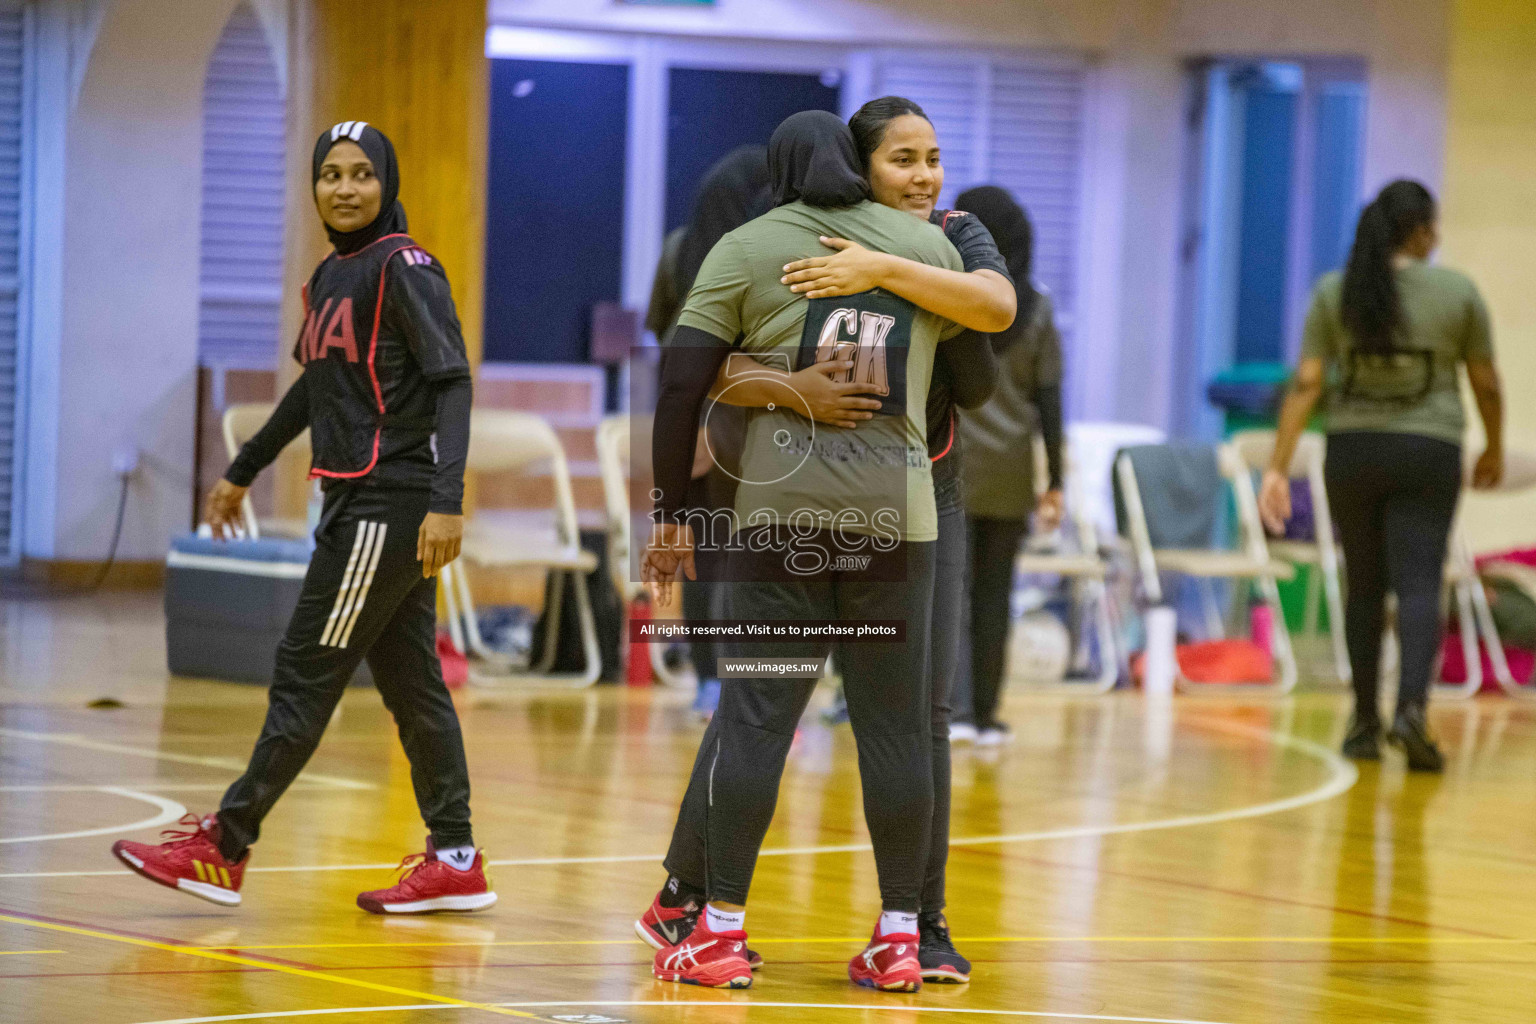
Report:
653,325,733,524
225,371,472,516
942,330,999,410
226,374,311,488
1035,382,1064,491
429,376,472,515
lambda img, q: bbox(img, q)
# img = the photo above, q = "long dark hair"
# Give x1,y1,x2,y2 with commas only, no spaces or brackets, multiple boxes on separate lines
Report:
1340,180,1436,355
848,96,931,167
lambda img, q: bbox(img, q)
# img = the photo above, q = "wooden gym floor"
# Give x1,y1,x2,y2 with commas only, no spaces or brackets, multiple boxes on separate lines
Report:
2,593,1535,1023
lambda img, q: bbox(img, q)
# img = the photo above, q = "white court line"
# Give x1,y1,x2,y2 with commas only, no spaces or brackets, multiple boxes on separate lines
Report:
130,999,1239,1024
0,717,1354,879
0,728,373,791
0,787,186,845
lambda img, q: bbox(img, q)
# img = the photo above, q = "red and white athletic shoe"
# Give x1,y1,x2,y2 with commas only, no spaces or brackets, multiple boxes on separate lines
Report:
111,814,247,907
635,891,764,970
635,890,701,950
848,928,923,992
653,918,754,989
356,839,498,915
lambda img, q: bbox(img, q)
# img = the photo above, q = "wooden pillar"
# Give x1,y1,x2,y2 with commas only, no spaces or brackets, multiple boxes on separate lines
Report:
278,0,489,515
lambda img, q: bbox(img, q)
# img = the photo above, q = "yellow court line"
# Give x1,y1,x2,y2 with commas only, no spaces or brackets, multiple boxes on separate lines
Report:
194,935,1536,951
0,914,540,1019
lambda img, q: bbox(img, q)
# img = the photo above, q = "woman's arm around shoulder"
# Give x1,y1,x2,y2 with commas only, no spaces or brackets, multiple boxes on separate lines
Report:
780,233,1015,333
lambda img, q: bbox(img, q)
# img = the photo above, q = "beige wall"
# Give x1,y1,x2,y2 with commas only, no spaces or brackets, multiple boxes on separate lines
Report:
492,0,1451,427
1440,0,1536,552
27,0,241,561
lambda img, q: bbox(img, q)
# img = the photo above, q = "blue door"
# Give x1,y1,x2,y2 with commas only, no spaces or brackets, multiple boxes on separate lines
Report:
484,59,629,363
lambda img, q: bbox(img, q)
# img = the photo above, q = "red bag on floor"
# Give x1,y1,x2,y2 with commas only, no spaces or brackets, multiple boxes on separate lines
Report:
1132,639,1272,685
1438,636,1535,693
436,631,468,690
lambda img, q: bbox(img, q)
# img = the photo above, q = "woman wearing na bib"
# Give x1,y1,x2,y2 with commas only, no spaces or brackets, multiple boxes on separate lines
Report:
111,123,494,915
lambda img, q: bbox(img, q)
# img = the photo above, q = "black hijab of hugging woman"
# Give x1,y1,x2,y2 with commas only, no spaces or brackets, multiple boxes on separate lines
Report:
955,185,1039,339
676,145,772,301
311,121,408,255
767,110,871,209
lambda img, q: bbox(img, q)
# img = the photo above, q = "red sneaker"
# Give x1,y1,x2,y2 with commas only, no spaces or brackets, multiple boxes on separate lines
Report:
356,839,498,915
635,891,764,970
111,814,247,907
653,918,754,988
635,889,701,950
848,928,923,992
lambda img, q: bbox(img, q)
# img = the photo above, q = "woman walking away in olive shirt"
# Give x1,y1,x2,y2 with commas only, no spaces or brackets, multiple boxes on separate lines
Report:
1259,180,1504,772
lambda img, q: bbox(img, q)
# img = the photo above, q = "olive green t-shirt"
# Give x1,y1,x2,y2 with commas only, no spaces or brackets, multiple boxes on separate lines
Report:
677,200,964,542
1301,262,1493,445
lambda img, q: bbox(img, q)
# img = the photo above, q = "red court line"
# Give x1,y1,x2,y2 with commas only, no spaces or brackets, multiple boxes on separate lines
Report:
0,906,324,971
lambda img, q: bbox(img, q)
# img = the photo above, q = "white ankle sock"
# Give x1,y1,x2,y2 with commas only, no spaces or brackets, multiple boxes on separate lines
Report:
705,903,745,933
436,845,477,871
878,910,918,938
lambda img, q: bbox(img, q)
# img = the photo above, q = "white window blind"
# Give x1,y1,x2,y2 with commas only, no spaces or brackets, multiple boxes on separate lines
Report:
871,55,1086,339
198,1,284,371
0,1,25,561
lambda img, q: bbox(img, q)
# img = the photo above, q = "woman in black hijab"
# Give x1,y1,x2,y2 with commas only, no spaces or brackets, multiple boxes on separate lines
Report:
636,109,969,993
950,185,1066,746
699,98,1017,985
112,122,493,917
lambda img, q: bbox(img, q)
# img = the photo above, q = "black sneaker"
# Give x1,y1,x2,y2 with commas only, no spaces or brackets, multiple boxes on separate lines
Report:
1388,705,1444,773
918,913,971,983
1341,713,1382,761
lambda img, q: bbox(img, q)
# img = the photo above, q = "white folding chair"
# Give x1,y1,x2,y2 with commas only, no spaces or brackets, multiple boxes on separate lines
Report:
221,403,312,540
1067,422,1168,542
1436,447,1536,700
1228,430,1349,684
442,410,601,688
595,414,689,688
1010,435,1120,692
1116,442,1298,693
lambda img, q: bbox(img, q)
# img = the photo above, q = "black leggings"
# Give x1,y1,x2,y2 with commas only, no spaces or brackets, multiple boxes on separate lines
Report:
1325,432,1461,717
922,498,966,913
681,474,729,683
965,516,1029,729
218,487,473,858
663,525,935,911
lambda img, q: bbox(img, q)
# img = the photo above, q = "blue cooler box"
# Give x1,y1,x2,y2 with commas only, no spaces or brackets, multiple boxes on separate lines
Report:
165,534,373,686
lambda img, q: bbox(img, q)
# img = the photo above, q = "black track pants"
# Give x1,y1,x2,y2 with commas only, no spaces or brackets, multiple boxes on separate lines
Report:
663,526,935,911
922,498,966,913
681,474,727,683
1324,431,1461,717
217,487,473,857
965,516,1028,730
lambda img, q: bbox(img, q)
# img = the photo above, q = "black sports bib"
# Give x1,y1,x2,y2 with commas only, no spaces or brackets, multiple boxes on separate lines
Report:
795,289,916,418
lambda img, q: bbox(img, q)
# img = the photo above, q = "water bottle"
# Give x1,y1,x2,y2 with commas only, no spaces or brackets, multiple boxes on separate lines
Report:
1250,600,1275,657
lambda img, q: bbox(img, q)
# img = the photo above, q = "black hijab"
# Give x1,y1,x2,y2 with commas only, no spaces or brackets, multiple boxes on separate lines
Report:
768,110,870,209
956,185,1039,334
311,121,408,255
676,145,772,300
